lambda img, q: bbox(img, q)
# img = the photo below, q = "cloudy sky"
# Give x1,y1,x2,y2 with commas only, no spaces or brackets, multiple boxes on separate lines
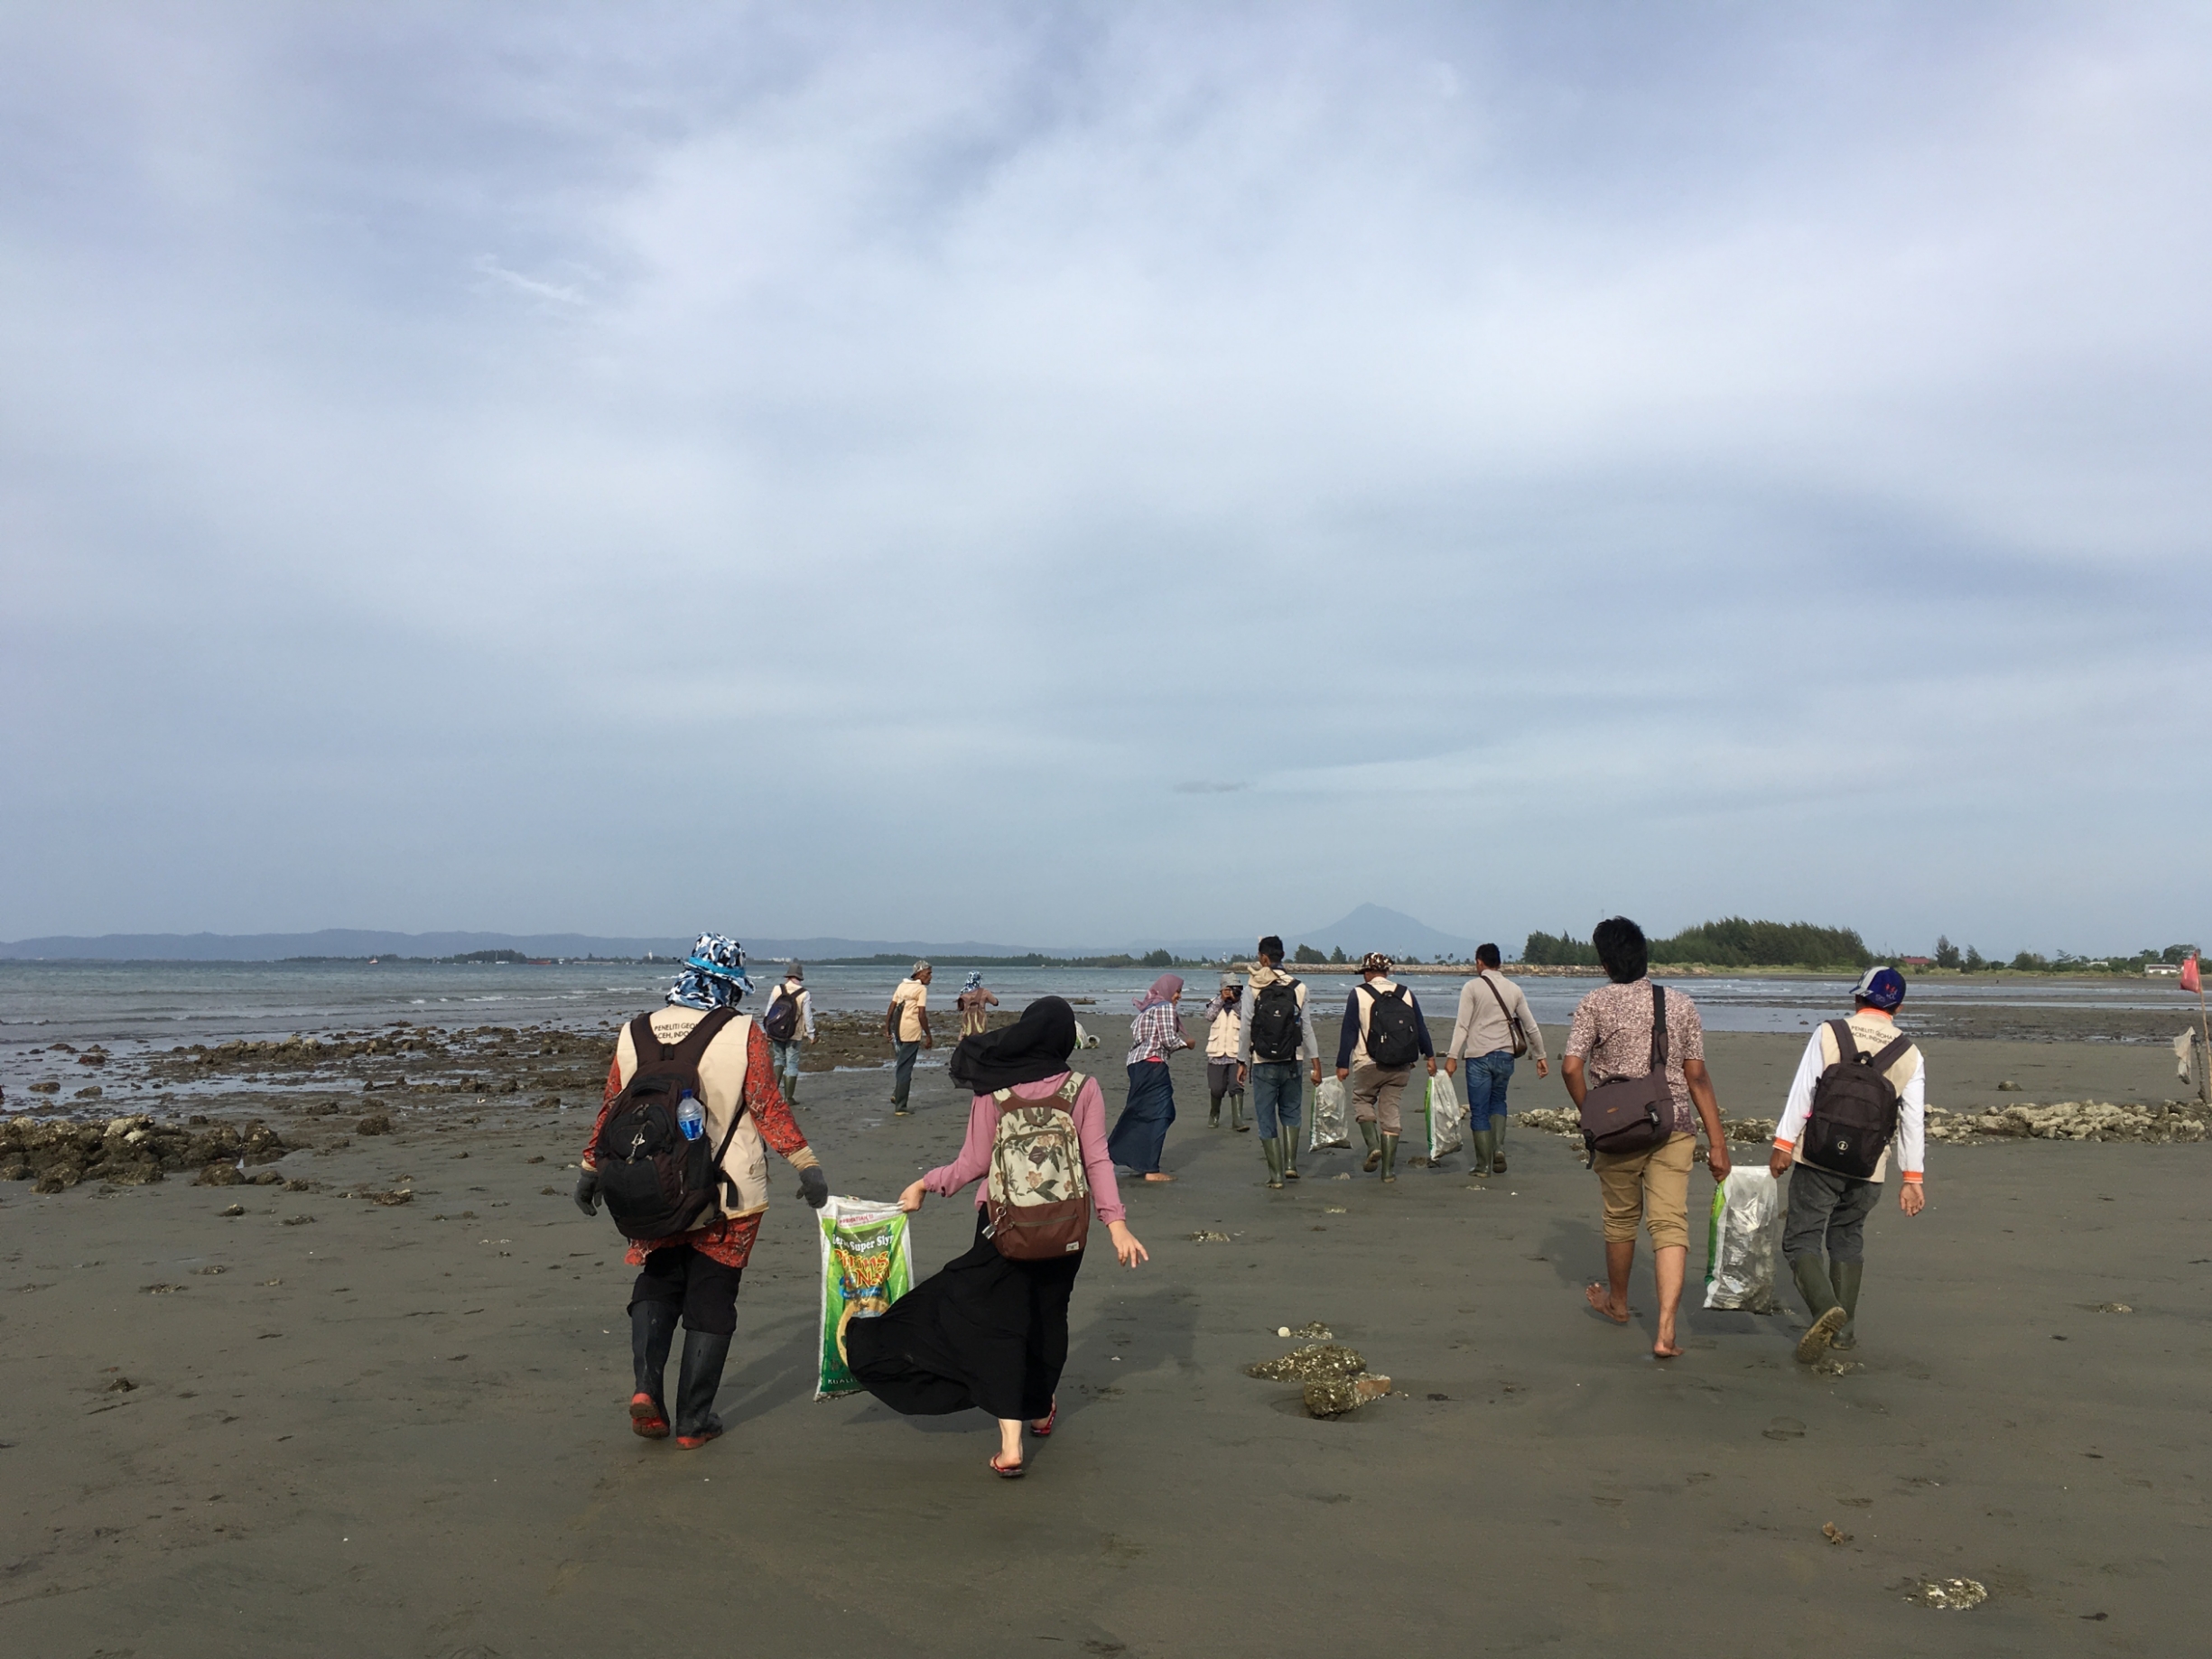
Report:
4,2,2207,957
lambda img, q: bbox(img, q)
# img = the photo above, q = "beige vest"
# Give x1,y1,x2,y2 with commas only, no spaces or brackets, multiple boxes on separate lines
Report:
1817,1012,1920,1093
613,1008,771,1219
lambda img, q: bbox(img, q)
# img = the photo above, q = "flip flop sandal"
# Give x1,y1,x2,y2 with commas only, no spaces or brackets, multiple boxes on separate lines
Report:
989,1454,1026,1478
1028,1400,1057,1438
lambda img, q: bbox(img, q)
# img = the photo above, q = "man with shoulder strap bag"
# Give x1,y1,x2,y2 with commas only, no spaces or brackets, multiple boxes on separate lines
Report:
572,934,832,1450
1768,966,1929,1365
1444,942,1550,1177
1561,917,1731,1359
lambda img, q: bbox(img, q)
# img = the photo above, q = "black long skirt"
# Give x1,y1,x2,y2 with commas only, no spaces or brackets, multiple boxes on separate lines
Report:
845,1209,1083,1422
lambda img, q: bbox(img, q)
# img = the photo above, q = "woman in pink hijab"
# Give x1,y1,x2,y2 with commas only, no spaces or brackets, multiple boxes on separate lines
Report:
1106,973,1192,1182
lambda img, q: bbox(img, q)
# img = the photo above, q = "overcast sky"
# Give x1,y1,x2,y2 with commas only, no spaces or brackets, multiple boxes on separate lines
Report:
4,2,2207,958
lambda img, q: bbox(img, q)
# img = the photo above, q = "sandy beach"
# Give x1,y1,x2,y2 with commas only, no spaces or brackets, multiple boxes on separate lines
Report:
4,1017,2207,1656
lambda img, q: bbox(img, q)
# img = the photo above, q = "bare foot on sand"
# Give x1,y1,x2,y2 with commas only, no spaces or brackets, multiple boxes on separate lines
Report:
1652,1335,1683,1358
1585,1283,1629,1324
1141,1172,1176,1182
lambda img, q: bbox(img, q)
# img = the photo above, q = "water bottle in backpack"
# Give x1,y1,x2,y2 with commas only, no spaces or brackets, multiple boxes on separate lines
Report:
676,1089,704,1143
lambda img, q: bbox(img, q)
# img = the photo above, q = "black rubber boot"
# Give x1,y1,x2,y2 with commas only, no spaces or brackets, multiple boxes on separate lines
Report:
1829,1258,1863,1351
1359,1118,1381,1172
1279,1126,1299,1180
1789,1256,1847,1363
1261,1135,1283,1189
674,1329,733,1448
1209,1092,1222,1128
1380,1134,1399,1183
627,1301,678,1438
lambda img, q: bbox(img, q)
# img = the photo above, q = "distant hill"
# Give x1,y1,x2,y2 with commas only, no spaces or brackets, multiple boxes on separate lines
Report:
1286,904,1487,960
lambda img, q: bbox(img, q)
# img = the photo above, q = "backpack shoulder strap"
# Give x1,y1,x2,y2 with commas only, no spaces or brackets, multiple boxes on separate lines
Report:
1870,1032,1916,1076
668,1005,739,1066
991,1088,1013,1106
627,1011,665,1067
1827,1018,1858,1064
1058,1070,1086,1104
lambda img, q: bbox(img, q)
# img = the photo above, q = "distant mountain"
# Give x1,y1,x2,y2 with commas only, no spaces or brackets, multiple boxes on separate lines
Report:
1286,904,1488,960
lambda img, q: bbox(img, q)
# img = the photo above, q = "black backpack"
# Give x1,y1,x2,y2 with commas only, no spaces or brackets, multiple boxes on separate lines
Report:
760,987,800,1043
1361,983,1422,1069
1249,978,1304,1062
1802,1020,1913,1179
593,1008,745,1240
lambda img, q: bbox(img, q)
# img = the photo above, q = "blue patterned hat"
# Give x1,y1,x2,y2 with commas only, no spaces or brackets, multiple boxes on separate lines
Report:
667,932,752,1010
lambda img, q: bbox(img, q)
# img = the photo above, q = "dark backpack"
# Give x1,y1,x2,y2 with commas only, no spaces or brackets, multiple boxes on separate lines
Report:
1249,978,1304,1062
760,987,800,1043
593,1008,745,1240
1361,983,1422,1069
1803,1020,1913,1179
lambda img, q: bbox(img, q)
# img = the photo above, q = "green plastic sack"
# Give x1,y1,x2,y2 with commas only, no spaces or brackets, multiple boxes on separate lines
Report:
815,1196,914,1399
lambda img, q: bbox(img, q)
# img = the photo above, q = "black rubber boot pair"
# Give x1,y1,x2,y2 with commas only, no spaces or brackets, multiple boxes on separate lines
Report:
1467,1128,1496,1178
674,1329,733,1449
628,1301,678,1438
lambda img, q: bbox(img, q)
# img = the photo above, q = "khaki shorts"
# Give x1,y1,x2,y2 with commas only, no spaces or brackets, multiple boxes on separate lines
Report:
1594,1132,1696,1250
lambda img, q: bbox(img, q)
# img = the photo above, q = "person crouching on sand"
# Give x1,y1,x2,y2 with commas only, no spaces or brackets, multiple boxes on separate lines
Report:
572,933,830,1448
1108,973,1191,1182
848,997,1148,1478
1203,974,1248,1131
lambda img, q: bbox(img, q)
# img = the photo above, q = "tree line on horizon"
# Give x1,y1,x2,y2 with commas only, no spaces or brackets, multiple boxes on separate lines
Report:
1522,918,1871,970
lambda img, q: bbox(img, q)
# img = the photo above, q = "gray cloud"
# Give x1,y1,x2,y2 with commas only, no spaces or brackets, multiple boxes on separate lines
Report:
2,2,2207,957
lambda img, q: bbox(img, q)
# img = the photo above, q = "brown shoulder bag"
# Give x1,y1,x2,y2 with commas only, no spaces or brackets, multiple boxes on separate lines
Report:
1575,984,1673,1159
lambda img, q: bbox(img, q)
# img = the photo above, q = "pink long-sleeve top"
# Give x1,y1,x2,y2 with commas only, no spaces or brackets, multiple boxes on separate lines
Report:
923,1071,1128,1226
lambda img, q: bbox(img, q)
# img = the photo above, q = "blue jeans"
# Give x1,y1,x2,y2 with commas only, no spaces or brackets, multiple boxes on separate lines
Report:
1249,1061,1304,1138
1463,1051,1515,1132
770,1038,804,1079
891,1040,921,1107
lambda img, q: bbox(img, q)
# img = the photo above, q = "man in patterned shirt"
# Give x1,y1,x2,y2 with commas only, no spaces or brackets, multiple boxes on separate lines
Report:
1562,916,1731,1359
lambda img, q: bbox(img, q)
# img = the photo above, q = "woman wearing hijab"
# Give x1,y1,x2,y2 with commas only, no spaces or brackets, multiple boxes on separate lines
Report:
847,997,1148,1478
956,971,999,1040
1106,973,1191,1182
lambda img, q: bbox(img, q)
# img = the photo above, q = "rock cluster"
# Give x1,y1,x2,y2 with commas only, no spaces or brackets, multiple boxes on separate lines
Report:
1925,1102,2209,1145
0,1114,290,1193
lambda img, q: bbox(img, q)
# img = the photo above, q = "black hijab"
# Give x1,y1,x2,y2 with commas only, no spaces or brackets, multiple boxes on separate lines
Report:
949,996,1078,1094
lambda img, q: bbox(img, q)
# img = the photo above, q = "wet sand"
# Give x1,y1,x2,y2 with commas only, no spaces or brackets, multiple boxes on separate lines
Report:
3,1024,2207,1656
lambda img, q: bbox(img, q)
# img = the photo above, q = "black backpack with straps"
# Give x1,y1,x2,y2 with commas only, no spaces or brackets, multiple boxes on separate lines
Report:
1249,978,1304,1062
1802,1020,1913,1179
760,987,801,1043
593,1007,747,1239
1362,983,1422,1069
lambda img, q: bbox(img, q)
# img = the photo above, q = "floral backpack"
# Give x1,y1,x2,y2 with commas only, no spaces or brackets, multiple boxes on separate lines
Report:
984,1072,1092,1260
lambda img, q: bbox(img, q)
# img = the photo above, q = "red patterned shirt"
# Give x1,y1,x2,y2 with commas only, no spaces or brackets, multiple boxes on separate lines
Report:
582,1020,816,1269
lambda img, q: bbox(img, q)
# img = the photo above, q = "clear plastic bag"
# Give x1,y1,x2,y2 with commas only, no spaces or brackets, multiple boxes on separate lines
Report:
1309,1076,1351,1151
1703,1168,1785,1311
815,1196,915,1398
1425,1070,1464,1162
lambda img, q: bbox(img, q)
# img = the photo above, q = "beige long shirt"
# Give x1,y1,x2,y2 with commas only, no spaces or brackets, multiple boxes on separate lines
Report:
1447,971,1547,1063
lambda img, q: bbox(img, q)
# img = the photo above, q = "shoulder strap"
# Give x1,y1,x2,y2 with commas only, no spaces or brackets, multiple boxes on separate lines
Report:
1650,983,1668,1069
667,1005,739,1066
1059,1070,1085,1103
1828,1018,1858,1063
1480,973,1510,1015
627,1011,665,1067
1871,1032,1916,1075
991,1087,1013,1106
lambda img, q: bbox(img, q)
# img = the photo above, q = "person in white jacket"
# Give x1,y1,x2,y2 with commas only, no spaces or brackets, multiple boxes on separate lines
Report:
1768,966,1928,1365
1203,975,1248,1132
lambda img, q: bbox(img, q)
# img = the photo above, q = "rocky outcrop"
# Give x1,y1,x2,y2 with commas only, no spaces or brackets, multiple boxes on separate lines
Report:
0,1113,292,1192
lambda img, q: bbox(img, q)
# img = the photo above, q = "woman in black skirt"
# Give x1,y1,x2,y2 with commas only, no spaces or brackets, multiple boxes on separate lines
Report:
845,997,1148,1478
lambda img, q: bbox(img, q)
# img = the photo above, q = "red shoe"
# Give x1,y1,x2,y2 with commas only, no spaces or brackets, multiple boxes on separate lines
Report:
628,1393,669,1440
1028,1399,1057,1438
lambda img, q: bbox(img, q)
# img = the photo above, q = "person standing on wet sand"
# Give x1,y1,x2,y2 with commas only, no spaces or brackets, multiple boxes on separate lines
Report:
1107,973,1191,1182
887,961,934,1116
1769,966,1928,1365
956,972,999,1042
1444,944,1547,1177
1203,975,1248,1132
1334,952,1436,1183
760,962,814,1102
1562,917,1731,1359
572,934,830,1449
1238,936,1324,1190
848,997,1148,1478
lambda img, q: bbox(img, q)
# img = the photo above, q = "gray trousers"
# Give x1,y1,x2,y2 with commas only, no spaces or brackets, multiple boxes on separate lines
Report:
1781,1163,1881,1264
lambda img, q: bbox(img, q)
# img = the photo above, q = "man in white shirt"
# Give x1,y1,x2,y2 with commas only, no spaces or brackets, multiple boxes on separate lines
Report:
761,963,815,1101
1444,943,1549,1177
1769,967,1928,1365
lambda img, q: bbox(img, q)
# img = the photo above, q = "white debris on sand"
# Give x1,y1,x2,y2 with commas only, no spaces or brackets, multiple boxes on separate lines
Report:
1904,1577,1988,1610
1927,1102,2208,1144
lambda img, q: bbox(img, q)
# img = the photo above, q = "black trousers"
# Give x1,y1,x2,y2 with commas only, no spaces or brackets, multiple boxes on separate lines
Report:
628,1244,745,1335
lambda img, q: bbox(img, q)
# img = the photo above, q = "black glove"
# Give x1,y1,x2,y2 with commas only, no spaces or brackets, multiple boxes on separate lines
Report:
797,1166,829,1209
573,1168,600,1217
